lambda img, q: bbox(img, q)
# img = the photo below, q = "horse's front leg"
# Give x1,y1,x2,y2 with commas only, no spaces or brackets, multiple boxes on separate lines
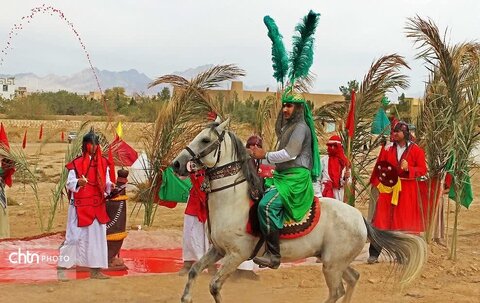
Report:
209,253,245,303
181,247,222,303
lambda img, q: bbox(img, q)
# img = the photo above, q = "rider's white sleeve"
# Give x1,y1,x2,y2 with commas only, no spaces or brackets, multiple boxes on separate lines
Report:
266,149,296,163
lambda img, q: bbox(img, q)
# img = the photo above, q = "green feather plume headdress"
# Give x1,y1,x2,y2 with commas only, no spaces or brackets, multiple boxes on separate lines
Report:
263,10,321,181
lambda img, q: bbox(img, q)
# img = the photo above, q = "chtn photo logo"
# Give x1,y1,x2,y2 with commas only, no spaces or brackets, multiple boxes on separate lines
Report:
8,248,70,264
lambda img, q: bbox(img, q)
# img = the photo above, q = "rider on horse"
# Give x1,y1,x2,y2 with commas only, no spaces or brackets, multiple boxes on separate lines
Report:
248,89,320,269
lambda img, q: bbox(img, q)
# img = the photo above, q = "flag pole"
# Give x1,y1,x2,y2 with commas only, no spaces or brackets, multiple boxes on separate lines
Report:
343,89,355,206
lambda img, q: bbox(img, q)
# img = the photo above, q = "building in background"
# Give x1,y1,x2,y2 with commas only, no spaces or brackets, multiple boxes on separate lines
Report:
89,91,103,101
15,87,28,98
186,81,343,109
0,77,16,99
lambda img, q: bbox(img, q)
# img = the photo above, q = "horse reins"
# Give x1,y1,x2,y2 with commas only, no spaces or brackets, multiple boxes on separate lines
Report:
183,129,246,193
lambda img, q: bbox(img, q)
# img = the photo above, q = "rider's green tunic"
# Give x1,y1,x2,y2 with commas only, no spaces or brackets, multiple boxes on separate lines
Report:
258,167,313,234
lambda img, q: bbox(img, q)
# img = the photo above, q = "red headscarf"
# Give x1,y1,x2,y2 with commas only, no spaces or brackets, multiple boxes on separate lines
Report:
326,135,348,189
81,143,106,193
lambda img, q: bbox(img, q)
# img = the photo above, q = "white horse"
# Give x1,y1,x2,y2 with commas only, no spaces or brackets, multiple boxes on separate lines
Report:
172,119,427,303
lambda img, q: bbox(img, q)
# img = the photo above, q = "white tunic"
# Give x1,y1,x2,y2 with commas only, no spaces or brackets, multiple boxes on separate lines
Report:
182,214,255,271
58,168,112,269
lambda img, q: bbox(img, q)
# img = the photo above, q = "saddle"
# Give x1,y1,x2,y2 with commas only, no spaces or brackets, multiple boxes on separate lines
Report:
247,196,321,240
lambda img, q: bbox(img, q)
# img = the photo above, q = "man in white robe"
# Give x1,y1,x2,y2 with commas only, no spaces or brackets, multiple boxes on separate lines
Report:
57,131,113,280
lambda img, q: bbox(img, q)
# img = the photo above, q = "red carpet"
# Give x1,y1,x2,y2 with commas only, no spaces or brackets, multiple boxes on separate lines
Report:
0,248,183,283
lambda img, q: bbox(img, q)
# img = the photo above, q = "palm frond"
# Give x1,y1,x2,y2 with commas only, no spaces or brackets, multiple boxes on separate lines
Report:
0,145,43,230
289,72,316,94
141,64,245,225
149,64,246,119
255,95,280,150
406,16,460,113
406,16,480,258
344,54,410,203
313,100,347,122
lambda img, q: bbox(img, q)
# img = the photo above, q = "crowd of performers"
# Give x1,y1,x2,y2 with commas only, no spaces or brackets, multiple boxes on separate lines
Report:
0,9,445,283
0,104,443,280
0,103,444,282
177,96,437,272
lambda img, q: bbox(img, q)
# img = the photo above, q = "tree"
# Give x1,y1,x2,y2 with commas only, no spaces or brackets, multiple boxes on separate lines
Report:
159,87,171,101
104,87,129,112
339,80,359,101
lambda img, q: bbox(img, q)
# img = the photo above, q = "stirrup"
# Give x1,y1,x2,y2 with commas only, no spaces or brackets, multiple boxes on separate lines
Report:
253,255,280,269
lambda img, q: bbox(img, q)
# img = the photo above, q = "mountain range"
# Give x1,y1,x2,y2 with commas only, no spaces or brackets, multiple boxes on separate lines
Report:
1,65,272,95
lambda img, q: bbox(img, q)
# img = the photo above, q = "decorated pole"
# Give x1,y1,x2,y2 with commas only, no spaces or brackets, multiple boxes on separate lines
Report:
105,169,129,269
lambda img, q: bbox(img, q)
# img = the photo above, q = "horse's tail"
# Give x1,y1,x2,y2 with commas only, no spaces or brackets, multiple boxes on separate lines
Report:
363,218,427,285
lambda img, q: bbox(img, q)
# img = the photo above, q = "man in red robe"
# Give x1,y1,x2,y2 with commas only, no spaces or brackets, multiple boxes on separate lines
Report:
368,121,427,263
58,130,114,280
319,135,350,200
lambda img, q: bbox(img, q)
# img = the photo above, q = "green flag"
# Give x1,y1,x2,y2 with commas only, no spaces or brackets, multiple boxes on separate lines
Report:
381,96,390,106
448,174,473,208
446,155,474,208
371,107,391,135
159,167,192,203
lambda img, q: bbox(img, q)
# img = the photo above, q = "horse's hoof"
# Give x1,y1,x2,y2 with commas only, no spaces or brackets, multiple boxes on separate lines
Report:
181,295,193,303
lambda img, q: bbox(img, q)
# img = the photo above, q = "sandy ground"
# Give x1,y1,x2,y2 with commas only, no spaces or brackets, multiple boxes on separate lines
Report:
0,138,480,303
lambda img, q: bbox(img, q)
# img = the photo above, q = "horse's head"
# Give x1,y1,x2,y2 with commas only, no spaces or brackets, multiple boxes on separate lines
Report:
172,118,230,176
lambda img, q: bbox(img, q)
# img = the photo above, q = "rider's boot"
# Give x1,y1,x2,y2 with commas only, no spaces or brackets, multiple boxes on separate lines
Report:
253,230,281,269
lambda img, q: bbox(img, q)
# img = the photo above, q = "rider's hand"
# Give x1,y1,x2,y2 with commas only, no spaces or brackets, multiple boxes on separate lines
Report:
77,176,87,187
249,146,266,159
400,159,409,171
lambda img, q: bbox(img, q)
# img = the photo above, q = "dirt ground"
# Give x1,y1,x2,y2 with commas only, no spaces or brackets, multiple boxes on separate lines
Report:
0,125,479,303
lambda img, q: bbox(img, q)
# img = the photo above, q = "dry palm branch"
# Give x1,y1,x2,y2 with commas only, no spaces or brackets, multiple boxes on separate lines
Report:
406,15,480,257
315,55,410,203
136,64,245,226
0,143,43,231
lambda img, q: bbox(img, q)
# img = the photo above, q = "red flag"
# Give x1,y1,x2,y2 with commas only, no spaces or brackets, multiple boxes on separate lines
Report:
345,90,356,138
0,123,15,187
22,130,27,149
207,111,217,121
110,136,138,167
158,200,178,208
108,145,116,184
61,131,65,142
0,123,10,150
38,124,43,140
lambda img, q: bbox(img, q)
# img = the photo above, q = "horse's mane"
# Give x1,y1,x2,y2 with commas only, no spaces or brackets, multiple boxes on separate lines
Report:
208,123,264,196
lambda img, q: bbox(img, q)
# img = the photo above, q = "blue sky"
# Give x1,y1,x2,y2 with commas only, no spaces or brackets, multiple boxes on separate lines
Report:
1,0,479,98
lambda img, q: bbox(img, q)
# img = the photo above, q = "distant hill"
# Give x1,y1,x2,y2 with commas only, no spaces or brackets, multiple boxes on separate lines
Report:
0,64,220,96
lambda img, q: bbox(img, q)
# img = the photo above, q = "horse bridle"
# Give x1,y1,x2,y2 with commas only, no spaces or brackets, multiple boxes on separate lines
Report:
184,128,225,169
183,128,246,193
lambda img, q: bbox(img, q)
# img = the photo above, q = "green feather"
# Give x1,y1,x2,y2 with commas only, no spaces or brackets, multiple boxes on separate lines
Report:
264,16,289,86
289,10,320,83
